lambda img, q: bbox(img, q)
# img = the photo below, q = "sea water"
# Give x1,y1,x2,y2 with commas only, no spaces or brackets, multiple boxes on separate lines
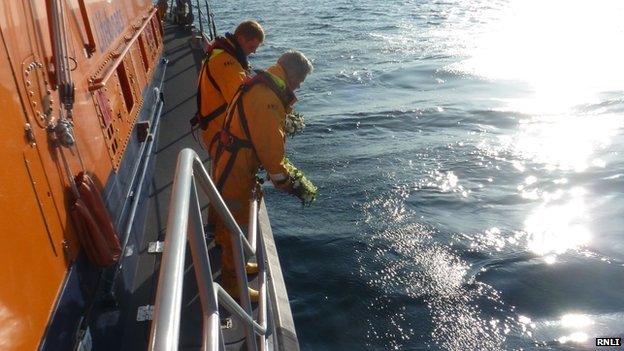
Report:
201,0,624,349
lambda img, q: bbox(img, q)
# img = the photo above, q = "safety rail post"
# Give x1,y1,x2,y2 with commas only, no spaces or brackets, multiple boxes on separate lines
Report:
255,212,268,351
191,156,257,351
247,199,259,252
214,284,267,335
192,161,255,257
204,0,214,40
195,0,204,34
188,179,220,351
149,149,272,351
245,197,267,351
149,149,194,350
203,0,217,39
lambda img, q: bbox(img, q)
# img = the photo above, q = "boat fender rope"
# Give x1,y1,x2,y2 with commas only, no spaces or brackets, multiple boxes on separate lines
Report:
71,172,122,267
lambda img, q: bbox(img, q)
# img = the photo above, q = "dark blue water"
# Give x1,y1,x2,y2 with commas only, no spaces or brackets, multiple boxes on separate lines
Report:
200,0,624,349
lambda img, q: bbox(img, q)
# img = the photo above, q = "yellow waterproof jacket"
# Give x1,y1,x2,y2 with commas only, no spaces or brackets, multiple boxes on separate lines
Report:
197,38,247,156
213,64,295,201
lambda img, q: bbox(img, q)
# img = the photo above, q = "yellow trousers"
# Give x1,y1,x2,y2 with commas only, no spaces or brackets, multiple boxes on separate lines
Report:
213,187,252,293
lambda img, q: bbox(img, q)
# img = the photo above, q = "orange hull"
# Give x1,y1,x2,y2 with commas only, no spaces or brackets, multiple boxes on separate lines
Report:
0,1,163,349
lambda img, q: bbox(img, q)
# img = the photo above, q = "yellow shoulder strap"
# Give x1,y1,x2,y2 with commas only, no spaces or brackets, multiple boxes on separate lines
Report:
210,48,224,60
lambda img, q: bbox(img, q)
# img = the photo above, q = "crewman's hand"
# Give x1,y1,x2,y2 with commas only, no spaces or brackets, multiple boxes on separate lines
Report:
270,173,293,193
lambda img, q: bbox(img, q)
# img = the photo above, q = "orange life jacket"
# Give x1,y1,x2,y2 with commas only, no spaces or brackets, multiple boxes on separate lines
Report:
213,69,295,190
190,33,249,130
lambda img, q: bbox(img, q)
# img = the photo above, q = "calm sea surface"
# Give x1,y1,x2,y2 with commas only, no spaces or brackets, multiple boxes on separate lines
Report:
199,0,624,349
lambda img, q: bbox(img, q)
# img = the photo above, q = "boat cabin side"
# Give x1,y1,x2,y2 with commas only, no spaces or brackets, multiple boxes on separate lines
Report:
0,1,163,349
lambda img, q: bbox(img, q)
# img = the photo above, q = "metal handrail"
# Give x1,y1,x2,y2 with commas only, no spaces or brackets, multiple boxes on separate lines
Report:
109,70,167,297
89,8,158,91
77,0,97,56
149,148,268,351
195,0,204,35
191,154,259,351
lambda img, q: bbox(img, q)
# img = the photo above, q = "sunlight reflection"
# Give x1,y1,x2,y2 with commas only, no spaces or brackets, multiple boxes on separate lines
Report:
514,115,620,172
0,302,22,349
558,314,592,345
558,332,589,344
529,312,624,347
455,0,624,113
561,314,592,328
543,255,557,265
524,188,590,260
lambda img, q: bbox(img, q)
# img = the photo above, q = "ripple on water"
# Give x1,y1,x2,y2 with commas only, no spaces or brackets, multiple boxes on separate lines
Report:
357,191,527,350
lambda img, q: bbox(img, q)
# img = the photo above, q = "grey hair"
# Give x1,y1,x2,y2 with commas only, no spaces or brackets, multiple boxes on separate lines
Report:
278,50,313,82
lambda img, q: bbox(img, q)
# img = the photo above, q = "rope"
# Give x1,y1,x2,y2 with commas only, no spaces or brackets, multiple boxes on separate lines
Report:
57,137,80,200
72,126,87,172
50,0,87,186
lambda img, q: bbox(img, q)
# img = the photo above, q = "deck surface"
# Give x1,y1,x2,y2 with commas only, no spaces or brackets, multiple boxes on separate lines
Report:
120,23,209,351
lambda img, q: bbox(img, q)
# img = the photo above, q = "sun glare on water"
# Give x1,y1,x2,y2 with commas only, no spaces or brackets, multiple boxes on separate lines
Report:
514,115,620,172
457,0,624,113
452,0,624,262
524,188,591,261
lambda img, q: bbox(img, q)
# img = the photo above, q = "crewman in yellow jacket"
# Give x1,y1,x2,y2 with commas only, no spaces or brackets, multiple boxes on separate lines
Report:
213,51,313,300
192,20,264,159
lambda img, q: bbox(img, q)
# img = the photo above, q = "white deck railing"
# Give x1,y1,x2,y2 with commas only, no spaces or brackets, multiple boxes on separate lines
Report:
148,148,269,351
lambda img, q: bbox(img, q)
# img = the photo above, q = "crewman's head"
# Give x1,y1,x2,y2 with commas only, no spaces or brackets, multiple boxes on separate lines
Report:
277,50,313,91
234,20,265,56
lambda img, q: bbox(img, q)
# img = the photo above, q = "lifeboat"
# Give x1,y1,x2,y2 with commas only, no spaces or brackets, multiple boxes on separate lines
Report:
0,1,298,349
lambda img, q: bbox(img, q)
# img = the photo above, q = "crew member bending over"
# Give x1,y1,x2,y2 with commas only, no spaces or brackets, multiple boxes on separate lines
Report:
213,51,313,300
